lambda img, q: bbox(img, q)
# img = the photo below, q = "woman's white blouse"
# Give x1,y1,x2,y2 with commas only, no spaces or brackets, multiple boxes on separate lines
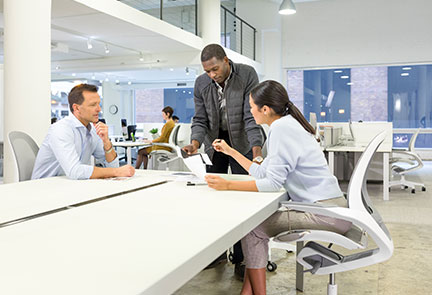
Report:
249,115,342,203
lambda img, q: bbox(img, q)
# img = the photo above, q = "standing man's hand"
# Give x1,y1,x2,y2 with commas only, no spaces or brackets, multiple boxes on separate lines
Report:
252,146,262,159
183,140,200,155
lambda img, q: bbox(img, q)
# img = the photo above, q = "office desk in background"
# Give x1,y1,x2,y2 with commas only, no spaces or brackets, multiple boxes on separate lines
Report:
112,141,152,165
326,143,392,201
0,171,287,295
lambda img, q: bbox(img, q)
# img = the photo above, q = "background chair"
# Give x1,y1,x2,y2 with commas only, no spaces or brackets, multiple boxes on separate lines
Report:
267,132,393,295
149,124,184,170
389,129,426,193
8,131,39,182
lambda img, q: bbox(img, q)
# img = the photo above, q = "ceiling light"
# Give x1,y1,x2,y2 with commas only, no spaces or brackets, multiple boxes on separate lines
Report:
320,112,326,117
139,52,144,62
401,73,409,77
338,109,345,114
340,75,349,79
170,68,174,71
128,81,132,85
92,74,96,79
72,73,76,77
402,67,412,71
334,70,343,73
105,77,109,82
347,82,353,85
104,44,110,54
279,0,296,15
99,80,103,83
87,39,93,49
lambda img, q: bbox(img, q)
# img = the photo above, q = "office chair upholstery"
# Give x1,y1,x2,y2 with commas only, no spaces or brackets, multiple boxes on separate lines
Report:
8,131,39,182
389,129,425,193
267,132,394,295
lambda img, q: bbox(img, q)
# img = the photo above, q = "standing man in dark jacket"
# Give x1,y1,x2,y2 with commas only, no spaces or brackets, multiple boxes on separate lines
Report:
183,44,264,280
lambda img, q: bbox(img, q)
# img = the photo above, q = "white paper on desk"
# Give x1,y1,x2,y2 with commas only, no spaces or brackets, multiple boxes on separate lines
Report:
175,146,212,180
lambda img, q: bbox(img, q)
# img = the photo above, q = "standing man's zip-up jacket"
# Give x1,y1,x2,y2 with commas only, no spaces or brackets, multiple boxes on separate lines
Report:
191,60,263,159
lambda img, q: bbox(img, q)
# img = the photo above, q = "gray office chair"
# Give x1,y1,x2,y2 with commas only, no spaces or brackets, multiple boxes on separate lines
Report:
8,131,39,182
389,129,426,193
268,132,393,294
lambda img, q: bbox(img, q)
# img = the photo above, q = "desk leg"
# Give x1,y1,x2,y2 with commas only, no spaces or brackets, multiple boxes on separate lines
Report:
127,147,132,166
296,241,304,292
383,152,389,201
328,152,335,175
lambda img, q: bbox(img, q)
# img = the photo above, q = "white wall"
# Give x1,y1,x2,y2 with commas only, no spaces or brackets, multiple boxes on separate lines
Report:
282,0,432,69
236,0,282,81
102,82,134,135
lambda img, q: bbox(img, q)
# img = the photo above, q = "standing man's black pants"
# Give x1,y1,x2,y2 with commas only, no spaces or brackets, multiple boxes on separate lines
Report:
206,130,253,264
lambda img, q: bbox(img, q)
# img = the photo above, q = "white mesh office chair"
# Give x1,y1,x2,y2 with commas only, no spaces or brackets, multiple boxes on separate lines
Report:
8,131,39,182
267,132,394,295
389,129,426,193
149,124,182,170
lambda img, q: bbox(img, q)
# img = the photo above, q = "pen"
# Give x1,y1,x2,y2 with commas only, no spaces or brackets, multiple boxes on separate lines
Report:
186,182,207,186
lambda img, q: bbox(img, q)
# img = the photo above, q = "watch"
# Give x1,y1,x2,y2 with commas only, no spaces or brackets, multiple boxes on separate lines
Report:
252,156,264,164
109,104,118,115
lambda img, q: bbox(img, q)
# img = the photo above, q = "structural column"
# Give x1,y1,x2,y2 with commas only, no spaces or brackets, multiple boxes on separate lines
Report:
198,0,221,46
4,0,51,183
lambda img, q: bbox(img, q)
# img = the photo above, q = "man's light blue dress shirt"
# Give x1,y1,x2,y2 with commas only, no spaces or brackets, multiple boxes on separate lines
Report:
249,115,342,203
32,115,119,180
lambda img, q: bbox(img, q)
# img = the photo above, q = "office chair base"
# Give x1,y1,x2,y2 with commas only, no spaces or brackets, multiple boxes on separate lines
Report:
389,176,425,193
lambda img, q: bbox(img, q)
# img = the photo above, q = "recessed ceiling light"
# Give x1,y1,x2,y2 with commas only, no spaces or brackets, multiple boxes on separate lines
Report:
72,73,76,76
401,73,409,76
340,75,349,79
347,82,353,85
402,67,412,71
128,81,132,85
170,68,174,71
334,70,343,73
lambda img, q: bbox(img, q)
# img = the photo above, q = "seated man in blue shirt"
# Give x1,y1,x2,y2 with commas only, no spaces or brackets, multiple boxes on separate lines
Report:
32,84,135,180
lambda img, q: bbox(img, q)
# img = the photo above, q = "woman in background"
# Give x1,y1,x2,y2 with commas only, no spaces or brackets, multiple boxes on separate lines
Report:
135,106,175,169
205,81,351,295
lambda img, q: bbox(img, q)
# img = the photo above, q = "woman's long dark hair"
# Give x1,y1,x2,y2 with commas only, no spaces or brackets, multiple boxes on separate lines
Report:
250,80,316,135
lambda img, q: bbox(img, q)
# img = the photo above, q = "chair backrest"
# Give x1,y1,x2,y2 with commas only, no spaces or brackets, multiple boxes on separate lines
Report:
346,131,391,239
8,131,39,182
408,129,420,152
170,124,181,146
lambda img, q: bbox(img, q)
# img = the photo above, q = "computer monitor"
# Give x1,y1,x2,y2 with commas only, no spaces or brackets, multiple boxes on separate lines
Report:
121,119,127,127
127,125,137,141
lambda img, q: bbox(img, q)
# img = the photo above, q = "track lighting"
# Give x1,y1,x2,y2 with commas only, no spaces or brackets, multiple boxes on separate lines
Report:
104,44,110,54
87,38,93,49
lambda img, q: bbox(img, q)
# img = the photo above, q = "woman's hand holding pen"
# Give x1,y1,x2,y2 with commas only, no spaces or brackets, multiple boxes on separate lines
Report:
212,139,233,156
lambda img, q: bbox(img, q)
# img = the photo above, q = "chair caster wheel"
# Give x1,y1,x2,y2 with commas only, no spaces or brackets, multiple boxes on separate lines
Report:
422,187,426,191
411,189,415,194
404,185,409,189
228,253,234,263
266,261,277,272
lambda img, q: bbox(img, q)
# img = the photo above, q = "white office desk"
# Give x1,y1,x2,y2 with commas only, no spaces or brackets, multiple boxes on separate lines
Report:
0,170,169,226
0,172,286,295
113,141,152,165
326,143,392,200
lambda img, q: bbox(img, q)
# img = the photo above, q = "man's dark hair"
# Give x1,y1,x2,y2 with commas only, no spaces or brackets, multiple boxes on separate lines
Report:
162,106,174,118
200,44,227,62
68,84,98,113
172,115,179,121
